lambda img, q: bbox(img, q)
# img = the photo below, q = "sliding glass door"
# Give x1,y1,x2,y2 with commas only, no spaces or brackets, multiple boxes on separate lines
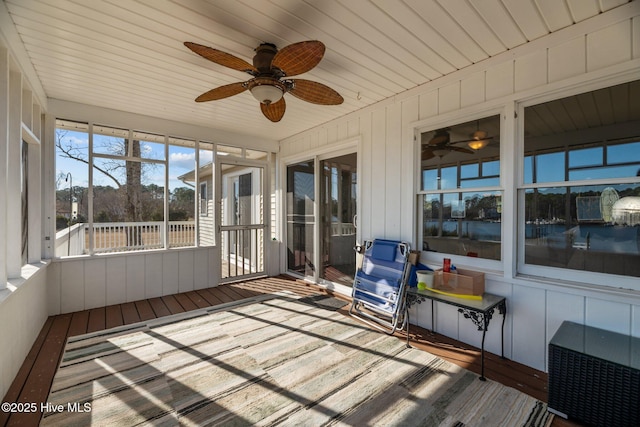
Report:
319,153,357,286
286,152,358,289
286,160,316,278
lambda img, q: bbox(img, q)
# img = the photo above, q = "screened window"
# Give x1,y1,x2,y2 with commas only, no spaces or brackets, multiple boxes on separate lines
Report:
419,115,502,260
521,80,640,279
54,121,221,256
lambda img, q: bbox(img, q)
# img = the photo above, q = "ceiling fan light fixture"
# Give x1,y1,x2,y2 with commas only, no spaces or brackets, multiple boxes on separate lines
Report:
468,139,489,150
467,130,489,150
432,148,449,158
250,84,283,105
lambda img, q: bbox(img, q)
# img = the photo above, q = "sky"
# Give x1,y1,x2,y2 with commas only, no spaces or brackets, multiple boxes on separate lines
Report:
55,129,213,192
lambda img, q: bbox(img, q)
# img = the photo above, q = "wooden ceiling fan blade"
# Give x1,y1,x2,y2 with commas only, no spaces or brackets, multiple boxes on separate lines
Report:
451,136,494,144
288,79,343,105
195,82,247,102
421,149,435,160
260,97,286,122
272,41,325,76
451,146,475,154
185,42,258,74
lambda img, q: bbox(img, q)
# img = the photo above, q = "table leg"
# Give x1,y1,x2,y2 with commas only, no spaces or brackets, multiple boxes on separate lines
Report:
499,300,507,359
431,299,435,333
480,324,487,381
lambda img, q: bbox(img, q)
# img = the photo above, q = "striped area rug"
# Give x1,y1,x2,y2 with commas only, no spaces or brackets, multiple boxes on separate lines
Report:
42,293,553,426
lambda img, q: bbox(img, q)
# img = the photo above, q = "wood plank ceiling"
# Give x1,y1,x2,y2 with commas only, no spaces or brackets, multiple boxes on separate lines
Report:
3,0,631,141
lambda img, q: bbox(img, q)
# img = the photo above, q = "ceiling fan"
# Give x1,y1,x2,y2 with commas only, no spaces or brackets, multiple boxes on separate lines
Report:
421,127,494,160
184,40,344,122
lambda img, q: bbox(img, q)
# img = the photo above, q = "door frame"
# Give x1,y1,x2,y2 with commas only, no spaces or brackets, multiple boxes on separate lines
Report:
216,156,269,283
281,139,361,296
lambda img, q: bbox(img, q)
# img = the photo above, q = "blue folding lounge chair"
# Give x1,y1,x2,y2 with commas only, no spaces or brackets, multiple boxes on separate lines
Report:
349,239,411,334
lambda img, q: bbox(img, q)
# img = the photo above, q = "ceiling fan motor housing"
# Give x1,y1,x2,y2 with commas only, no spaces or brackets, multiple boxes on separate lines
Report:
253,43,280,75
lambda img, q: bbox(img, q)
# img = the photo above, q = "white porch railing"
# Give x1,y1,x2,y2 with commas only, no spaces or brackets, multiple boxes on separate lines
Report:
220,225,265,278
55,221,196,255
330,222,356,236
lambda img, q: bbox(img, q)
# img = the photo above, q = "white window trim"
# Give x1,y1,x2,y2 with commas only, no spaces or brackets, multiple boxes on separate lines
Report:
413,107,507,273
515,79,640,292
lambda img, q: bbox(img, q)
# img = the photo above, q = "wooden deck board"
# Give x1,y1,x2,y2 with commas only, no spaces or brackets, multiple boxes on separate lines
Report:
4,314,72,426
86,307,106,333
67,310,89,337
148,297,171,318
161,295,185,315
227,283,259,299
195,288,225,306
120,302,141,325
173,293,199,311
134,299,156,321
217,284,249,301
1,275,579,427
208,287,234,304
105,305,124,329
0,318,53,426
186,290,214,308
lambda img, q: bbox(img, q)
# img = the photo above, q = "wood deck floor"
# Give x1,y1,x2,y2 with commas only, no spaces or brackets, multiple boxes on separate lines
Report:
1,275,580,426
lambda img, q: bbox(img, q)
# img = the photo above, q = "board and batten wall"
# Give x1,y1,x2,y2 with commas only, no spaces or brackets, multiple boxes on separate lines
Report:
47,247,219,315
279,4,640,372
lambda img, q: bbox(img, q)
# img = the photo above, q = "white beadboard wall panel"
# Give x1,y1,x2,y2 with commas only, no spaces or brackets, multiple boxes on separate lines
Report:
312,131,323,152
483,278,514,358
126,255,146,302
418,90,438,121
585,298,632,335
193,249,210,290
406,304,422,330
460,70,485,108
347,117,360,139
634,16,640,59
587,20,633,71
359,111,373,242
0,266,48,403
46,261,61,315
548,37,586,83
400,97,419,242
545,291,585,344
105,257,126,306
162,251,180,295
514,50,548,99
208,247,221,287
486,60,514,100
178,250,195,293
435,302,461,341
84,258,106,310
511,286,547,371
438,82,461,114
60,259,85,314
384,103,402,240
369,108,387,238
145,253,164,298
